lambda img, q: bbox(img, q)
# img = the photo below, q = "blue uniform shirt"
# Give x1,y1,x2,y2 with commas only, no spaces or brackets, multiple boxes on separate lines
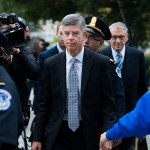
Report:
106,91,150,140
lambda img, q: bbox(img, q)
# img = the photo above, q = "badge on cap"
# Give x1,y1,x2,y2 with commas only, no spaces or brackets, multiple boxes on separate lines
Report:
0,89,12,111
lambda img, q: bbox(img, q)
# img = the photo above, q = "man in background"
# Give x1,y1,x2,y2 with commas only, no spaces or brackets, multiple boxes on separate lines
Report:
33,22,66,114
101,22,147,150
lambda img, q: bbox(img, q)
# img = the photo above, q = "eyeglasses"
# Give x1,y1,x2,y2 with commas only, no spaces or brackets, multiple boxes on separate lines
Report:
86,34,102,41
111,35,125,40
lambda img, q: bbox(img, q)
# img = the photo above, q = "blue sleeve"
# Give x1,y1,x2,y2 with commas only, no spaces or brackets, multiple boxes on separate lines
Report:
106,91,150,140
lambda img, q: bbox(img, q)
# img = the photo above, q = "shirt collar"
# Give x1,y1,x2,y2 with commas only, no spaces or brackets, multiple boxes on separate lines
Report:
111,45,125,60
57,43,64,53
66,47,84,64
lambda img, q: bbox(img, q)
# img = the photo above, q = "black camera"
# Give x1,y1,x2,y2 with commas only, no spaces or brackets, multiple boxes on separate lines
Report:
0,13,25,49
0,13,18,25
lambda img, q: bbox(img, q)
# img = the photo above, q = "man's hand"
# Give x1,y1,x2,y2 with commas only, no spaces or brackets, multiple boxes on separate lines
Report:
99,132,113,150
31,141,42,150
11,47,20,54
99,132,122,150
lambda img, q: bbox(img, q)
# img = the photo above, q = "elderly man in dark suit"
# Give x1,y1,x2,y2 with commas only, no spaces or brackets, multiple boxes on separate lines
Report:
31,14,116,150
100,22,147,150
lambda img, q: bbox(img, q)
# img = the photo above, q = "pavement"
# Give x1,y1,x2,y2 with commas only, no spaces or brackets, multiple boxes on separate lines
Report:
18,89,150,150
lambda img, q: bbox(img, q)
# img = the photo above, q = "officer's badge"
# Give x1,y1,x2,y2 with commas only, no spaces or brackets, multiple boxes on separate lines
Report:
0,89,12,111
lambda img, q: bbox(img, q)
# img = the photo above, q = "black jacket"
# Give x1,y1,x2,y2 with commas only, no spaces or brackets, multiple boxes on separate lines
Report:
0,65,23,145
3,44,39,108
101,46,147,112
99,51,125,119
32,49,116,150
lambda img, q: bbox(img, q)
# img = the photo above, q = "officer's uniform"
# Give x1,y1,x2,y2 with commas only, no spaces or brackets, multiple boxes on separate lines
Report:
0,65,23,150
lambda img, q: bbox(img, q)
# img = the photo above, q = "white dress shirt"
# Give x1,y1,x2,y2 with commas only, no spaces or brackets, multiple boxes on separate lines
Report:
111,46,125,63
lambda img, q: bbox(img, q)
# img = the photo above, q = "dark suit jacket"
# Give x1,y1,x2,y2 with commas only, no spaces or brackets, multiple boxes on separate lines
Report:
101,45,147,112
33,45,59,113
37,45,59,72
98,51,125,119
32,49,116,150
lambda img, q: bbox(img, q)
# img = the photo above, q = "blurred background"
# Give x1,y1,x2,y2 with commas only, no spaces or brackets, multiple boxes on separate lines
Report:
0,0,149,48
1,0,150,107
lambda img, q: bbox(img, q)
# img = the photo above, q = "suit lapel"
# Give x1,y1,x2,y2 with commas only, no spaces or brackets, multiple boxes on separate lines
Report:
106,47,114,59
57,52,67,100
81,49,93,100
57,50,93,101
122,47,130,80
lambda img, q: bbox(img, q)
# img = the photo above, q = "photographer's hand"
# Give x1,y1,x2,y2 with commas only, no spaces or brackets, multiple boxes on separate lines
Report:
12,47,20,54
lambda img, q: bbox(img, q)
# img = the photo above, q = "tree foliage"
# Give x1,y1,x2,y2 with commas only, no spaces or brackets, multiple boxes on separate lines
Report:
0,0,149,48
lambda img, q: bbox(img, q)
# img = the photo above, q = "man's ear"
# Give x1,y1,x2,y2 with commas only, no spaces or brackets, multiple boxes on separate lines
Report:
83,32,87,40
99,40,104,45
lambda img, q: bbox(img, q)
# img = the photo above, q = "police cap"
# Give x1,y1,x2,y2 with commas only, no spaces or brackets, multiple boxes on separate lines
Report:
85,16,111,40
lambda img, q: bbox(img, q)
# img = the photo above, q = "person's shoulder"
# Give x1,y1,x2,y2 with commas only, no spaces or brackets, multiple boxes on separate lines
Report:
126,45,144,55
126,46,145,61
86,49,113,64
39,45,59,59
99,46,111,54
45,50,65,64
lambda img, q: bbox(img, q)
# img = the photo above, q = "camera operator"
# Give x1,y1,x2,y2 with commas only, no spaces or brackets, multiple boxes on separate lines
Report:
0,13,39,127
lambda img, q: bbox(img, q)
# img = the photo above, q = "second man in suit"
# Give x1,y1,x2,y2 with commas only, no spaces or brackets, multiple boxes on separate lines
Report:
101,22,147,150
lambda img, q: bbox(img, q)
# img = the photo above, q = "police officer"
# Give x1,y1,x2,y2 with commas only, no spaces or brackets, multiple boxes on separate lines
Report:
0,65,24,150
84,16,125,120
0,30,24,150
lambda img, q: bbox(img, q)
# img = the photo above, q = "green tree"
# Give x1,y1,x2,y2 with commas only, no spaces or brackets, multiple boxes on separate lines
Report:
0,0,149,48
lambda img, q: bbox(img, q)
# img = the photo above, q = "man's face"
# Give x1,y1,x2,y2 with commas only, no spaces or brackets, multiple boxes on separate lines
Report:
63,24,86,56
84,31,104,52
56,25,65,50
109,28,128,52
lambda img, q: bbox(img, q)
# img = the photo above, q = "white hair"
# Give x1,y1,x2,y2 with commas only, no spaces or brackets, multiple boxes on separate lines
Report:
109,22,128,32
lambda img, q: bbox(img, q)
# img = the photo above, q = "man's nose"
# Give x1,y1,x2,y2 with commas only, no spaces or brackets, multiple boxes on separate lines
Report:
68,33,74,39
116,37,121,42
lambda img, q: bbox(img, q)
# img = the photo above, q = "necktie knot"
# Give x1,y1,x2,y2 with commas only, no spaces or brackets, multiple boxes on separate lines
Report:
71,58,78,64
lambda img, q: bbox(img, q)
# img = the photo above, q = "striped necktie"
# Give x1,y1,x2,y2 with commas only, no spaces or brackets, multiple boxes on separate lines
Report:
116,53,123,78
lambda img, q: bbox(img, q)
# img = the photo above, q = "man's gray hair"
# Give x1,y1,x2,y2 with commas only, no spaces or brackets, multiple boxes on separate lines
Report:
62,14,86,31
109,22,128,32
